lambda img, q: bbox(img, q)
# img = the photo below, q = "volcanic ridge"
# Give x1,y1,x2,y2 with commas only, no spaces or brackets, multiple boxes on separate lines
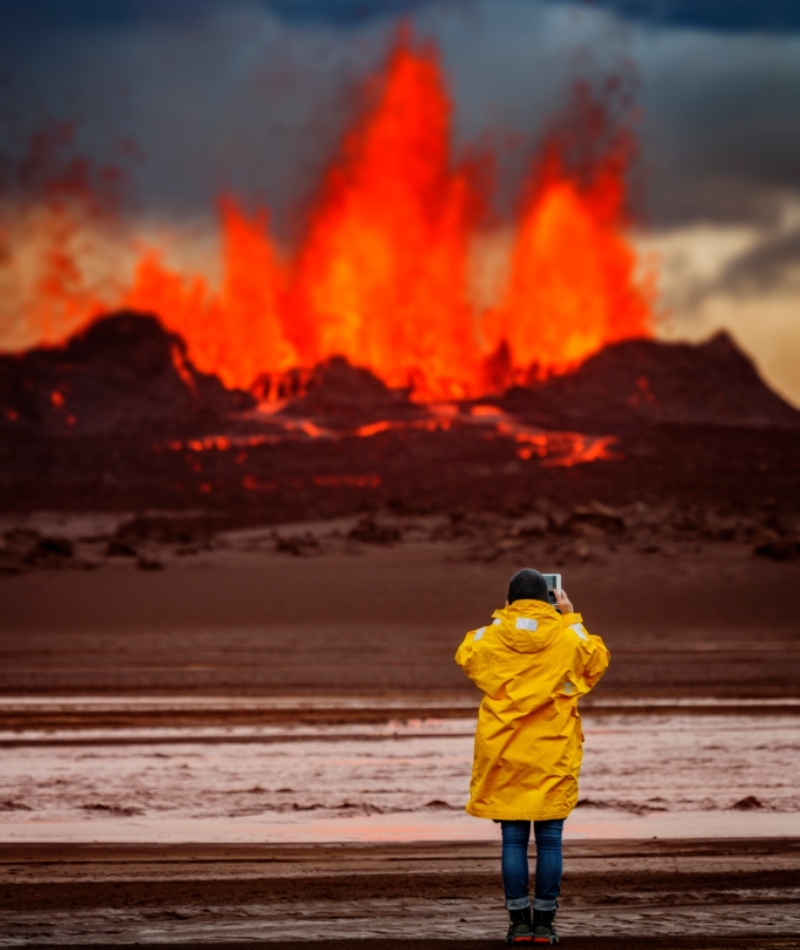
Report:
0,311,798,523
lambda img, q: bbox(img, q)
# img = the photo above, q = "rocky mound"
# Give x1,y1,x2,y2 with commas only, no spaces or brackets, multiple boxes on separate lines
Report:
268,355,418,428
0,312,255,436
499,332,800,429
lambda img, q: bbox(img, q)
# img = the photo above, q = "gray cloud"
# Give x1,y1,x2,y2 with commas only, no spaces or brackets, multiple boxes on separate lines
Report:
634,25,800,226
4,0,800,34
0,5,396,242
1,0,800,238
715,229,800,293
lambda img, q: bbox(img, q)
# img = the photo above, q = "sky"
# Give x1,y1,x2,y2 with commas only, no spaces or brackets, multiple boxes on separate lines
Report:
1,0,799,403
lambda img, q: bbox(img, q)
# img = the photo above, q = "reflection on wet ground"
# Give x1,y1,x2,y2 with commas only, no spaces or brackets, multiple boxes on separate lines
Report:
1,705,798,842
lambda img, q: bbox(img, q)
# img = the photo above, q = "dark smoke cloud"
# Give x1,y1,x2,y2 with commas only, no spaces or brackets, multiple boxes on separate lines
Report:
0,4,394,242
1,0,799,241
714,231,800,294
3,0,800,33
557,0,800,33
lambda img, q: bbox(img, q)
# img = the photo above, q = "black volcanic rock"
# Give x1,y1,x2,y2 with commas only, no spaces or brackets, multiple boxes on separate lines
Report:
498,333,800,429
0,311,255,436
273,355,418,426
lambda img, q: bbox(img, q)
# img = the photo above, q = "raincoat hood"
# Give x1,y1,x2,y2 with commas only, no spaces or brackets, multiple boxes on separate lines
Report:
455,601,610,822
491,599,562,653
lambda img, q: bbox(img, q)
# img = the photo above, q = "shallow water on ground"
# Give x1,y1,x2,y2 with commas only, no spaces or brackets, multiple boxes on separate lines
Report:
1,710,798,843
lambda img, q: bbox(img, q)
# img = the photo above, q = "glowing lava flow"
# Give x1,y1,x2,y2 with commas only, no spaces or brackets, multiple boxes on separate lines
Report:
8,32,654,401
164,405,618,469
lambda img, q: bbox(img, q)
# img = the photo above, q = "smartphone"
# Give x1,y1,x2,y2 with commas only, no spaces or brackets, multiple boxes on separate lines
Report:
542,573,562,608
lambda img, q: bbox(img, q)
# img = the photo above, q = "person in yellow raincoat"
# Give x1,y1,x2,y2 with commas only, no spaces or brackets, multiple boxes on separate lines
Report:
455,568,610,946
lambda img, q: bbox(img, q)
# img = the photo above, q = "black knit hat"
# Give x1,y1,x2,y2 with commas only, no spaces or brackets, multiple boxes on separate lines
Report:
507,568,549,605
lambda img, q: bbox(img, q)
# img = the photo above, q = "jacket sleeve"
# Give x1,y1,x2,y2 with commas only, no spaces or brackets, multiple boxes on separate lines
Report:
561,613,610,694
455,631,477,678
455,627,508,698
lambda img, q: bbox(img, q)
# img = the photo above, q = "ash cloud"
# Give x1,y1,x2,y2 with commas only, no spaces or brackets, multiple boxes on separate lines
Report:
713,230,800,294
2,0,799,233
0,4,395,243
5,0,800,33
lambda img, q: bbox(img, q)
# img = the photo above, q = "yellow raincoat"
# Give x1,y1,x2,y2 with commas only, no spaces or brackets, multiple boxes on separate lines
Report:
455,599,609,821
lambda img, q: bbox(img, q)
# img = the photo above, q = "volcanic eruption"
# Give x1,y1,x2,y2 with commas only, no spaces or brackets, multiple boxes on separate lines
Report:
7,31,653,401
3,29,798,523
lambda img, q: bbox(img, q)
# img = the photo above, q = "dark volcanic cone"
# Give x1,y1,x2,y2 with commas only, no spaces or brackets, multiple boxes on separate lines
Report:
0,312,255,436
498,332,800,430
271,355,420,429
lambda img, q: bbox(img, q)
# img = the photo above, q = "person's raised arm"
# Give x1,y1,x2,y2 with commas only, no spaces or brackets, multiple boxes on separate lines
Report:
553,587,574,615
555,586,610,689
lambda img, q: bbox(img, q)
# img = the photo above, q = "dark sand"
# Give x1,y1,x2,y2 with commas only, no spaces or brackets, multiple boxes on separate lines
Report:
1,535,798,698
1,839,798,946
1,531,799,946
6,943,795,950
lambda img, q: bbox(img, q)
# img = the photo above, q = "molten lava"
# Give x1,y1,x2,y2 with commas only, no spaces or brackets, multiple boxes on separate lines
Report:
486,148,651,380
6,32,654,401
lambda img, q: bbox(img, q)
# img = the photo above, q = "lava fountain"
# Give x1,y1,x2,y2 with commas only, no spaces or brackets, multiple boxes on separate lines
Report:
5,32,654,401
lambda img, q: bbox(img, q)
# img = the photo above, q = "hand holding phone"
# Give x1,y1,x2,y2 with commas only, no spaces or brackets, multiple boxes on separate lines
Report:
553,587,574,615
543,573,574,614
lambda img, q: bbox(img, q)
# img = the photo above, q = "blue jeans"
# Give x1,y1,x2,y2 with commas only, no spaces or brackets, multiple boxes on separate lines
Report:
501,819,563,912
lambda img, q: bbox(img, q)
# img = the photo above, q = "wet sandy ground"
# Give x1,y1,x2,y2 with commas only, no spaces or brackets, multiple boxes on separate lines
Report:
1,703,798,945
0,839,798,945
1,533,799,945
1,942,795,950
1,705,799,843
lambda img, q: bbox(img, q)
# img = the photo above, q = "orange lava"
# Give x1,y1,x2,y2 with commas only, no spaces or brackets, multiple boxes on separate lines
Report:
9,32,654,401
164,408,619,468
486,147,651,381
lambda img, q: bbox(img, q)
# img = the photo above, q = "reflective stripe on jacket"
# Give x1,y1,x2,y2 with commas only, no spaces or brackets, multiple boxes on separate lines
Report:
455,598,610,821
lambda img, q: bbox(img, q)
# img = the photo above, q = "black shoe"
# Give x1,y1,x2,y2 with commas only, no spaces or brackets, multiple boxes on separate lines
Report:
532,909,559,945
506,907,533,945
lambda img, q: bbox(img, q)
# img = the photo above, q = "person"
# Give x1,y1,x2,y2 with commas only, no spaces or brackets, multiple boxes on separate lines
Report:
455,568,610,945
